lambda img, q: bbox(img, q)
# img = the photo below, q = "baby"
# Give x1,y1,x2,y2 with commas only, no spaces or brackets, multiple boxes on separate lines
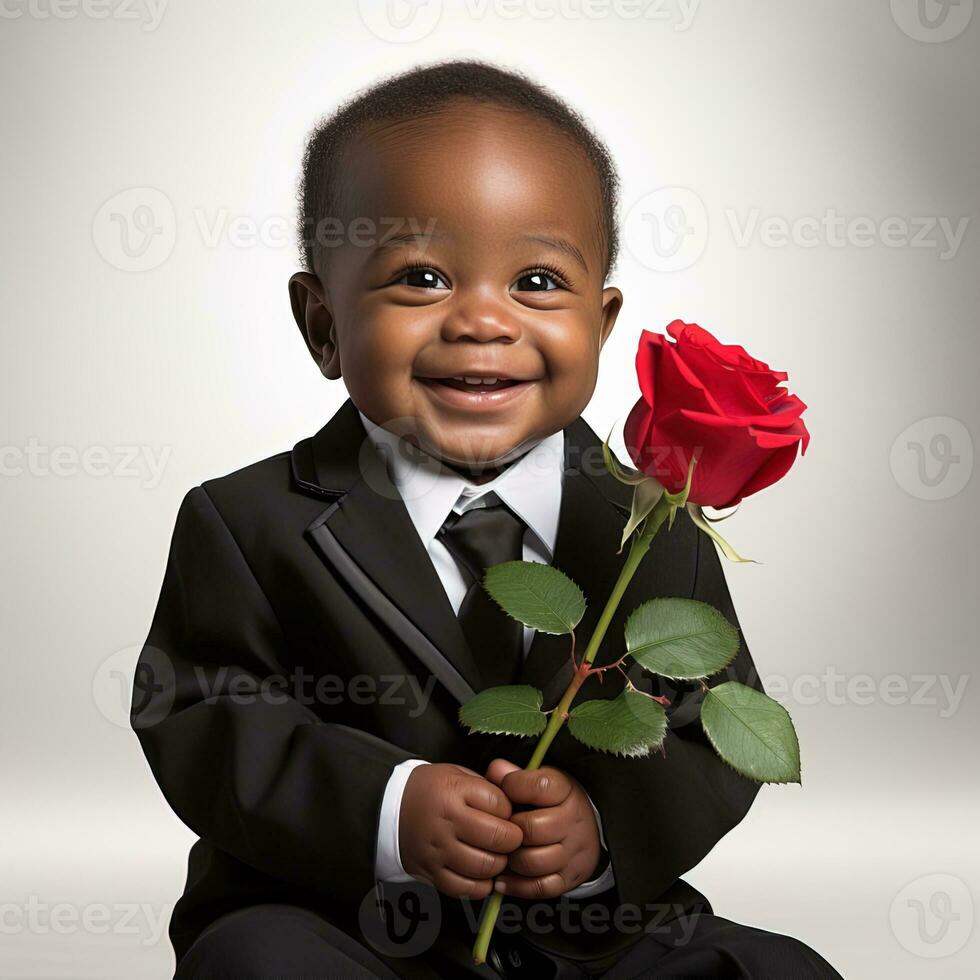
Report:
133,58,843,980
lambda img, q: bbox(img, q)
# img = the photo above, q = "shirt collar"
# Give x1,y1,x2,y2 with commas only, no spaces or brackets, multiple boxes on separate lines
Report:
357,409,565,558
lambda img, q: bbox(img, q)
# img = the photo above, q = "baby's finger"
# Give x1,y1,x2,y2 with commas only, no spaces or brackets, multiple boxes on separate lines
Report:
432,867,495,901
484,757,521,787
500,766,571,808
455,808,524,855
445,841,509,880
506,842,566,879
494,870,570,900
510,805,567,846
457,775,512,818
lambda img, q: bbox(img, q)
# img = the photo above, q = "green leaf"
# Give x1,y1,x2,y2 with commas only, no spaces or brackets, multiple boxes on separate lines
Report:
625,597,740,680
701,682,801,784
567,689,667,758
459,685,548,737
484,561,585,634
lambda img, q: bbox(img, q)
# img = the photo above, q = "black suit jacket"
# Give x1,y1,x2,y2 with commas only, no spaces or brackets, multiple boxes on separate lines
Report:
131,396,763,967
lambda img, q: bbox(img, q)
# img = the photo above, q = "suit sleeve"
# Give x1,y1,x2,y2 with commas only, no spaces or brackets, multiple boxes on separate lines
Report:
559,524,764,912
131,486,417,910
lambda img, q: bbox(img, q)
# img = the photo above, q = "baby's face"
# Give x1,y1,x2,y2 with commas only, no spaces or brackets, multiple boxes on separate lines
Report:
290,99,622,479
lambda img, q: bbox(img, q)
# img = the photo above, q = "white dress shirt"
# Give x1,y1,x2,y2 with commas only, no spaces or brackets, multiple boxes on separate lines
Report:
357,409,615,899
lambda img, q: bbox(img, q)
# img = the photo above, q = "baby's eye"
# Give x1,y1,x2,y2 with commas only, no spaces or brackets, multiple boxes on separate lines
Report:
395,266,449,290
512,270,562,292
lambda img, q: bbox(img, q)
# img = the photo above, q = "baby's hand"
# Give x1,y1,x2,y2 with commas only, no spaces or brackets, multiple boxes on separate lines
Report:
399,763,523,900
485,759,604,900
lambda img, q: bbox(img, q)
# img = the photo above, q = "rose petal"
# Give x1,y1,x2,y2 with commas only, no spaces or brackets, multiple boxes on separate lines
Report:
675,343,772,416
658,336,723,416
634,330,666,407
676,395,807,430
652,409,772,506
623,396,656,473
753,414,811,455
672,320,772,373
735,441,804,502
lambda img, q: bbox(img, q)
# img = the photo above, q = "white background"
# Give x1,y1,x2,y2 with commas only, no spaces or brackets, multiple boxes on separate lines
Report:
2,1,978,976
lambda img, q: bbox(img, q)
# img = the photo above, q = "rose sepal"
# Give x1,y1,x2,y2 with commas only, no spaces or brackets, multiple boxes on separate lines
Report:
686,502,758,564
619,478,665,552
603,426,666,552
602,425,650,485
661,453,697,530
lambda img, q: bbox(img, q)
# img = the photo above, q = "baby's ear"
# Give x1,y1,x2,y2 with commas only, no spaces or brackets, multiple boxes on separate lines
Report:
598,285,624,351
288,271,341,379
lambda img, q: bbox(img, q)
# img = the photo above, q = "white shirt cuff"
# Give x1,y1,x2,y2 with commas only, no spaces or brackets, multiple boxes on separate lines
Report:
375,758,430,883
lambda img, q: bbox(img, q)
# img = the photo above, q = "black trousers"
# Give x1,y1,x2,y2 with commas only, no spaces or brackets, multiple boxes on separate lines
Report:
173,901,844,980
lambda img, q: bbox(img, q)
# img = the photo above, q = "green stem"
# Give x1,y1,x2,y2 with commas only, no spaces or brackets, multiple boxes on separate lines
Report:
471,495,672,965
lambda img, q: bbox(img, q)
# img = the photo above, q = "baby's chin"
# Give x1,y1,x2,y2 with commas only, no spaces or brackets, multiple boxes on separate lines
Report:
416,429,540,480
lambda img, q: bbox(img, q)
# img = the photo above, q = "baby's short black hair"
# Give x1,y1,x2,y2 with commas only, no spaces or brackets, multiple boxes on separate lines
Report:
297,58,620,283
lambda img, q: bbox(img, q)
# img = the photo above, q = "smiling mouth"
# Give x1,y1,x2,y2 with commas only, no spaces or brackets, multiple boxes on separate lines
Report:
422,376,522,393
416,375,537,409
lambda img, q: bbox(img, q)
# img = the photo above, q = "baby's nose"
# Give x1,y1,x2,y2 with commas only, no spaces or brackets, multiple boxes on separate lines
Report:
438,292,523,344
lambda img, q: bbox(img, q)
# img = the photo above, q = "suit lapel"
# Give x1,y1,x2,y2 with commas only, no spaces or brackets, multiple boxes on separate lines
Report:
296,398,484,700
293,397,638,711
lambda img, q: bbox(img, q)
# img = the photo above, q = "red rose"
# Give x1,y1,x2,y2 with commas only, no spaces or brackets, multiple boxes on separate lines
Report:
624,320,810,508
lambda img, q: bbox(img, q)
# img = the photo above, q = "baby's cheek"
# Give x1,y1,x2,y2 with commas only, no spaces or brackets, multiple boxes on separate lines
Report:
559,321,602,373
549,340,600,406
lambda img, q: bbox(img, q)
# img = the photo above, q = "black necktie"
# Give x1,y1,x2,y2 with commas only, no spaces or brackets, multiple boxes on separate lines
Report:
436,500,527,689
